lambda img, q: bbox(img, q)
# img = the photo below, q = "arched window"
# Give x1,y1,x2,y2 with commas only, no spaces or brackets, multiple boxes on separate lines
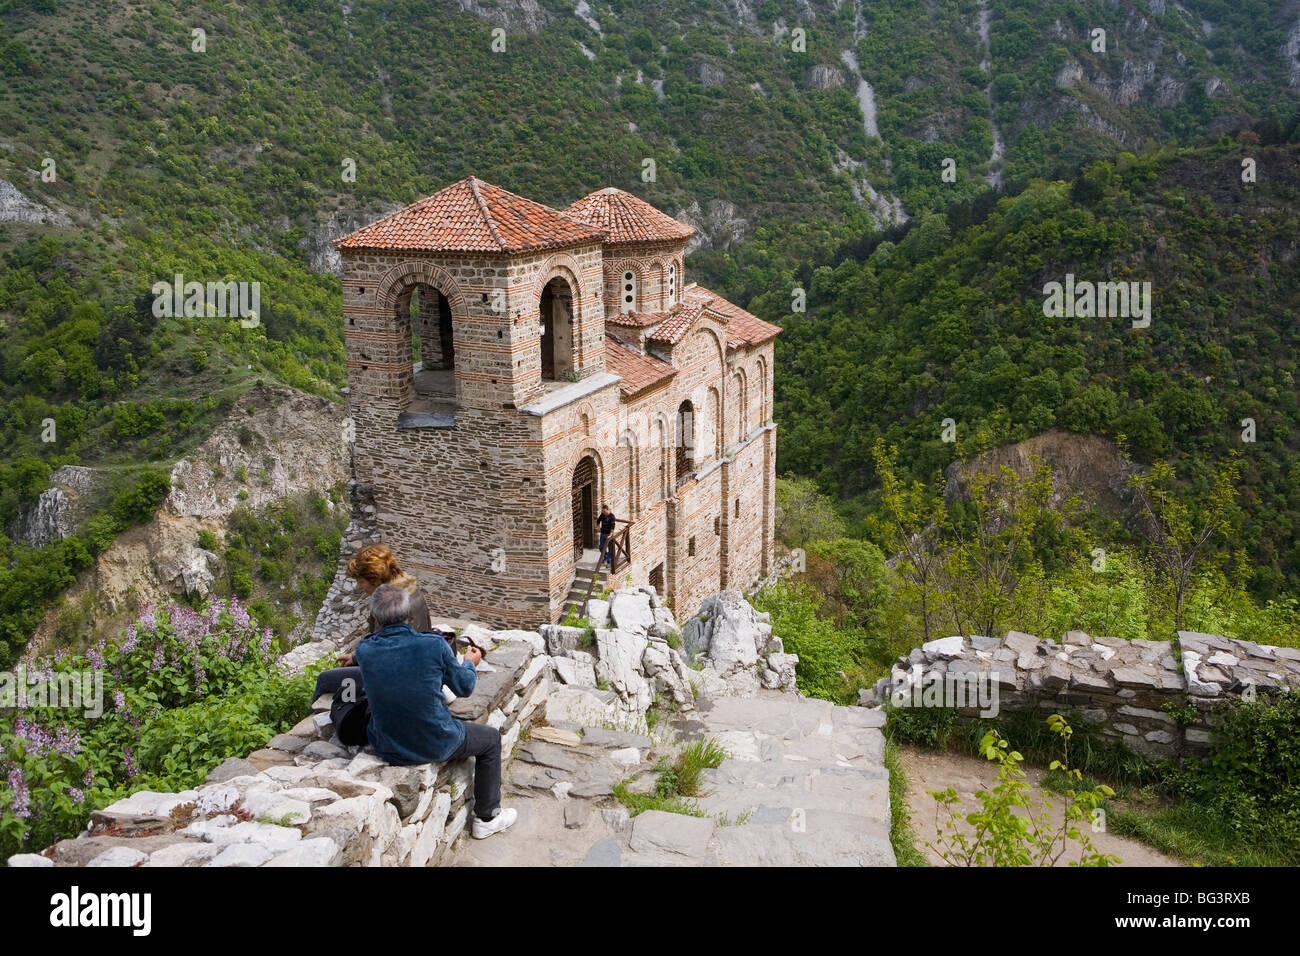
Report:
734,369,749,445
622,432,639,517
656,417,670,499
621,269,637,314
396,281,455,412
676,400,695,486
540,276,575,382
668,263,677,306
756,356,768,424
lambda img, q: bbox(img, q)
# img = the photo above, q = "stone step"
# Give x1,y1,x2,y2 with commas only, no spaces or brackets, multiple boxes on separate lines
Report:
449,683,896,868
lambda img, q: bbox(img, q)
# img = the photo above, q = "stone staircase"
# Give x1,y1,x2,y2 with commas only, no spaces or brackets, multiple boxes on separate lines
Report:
562,562,604,619
449,689,895,867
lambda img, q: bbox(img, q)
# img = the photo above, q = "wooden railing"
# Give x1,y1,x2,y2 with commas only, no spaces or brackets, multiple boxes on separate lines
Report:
607,519,632,575
579,520,632,610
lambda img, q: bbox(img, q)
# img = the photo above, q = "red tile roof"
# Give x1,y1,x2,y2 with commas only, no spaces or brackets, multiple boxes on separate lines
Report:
564,187,695,245
643,284,781,348
697,286,783,347
606,308,672,329
335,177,605,254
604,334,677,397
645,285,712,345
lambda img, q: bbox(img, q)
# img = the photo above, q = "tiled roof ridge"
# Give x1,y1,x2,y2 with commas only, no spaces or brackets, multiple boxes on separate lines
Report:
467,177,505,248
564,187,696,244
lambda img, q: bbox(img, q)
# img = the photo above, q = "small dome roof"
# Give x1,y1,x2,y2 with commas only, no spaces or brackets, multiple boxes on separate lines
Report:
564,187,695,245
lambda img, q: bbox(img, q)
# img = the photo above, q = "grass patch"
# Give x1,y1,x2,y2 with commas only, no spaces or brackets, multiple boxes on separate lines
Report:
612,784,705,818
614,738,728,818
1105,802,1295,867
883,738,928,867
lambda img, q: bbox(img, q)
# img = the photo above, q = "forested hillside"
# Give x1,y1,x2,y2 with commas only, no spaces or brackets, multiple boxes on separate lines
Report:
739,140,1300,597
2,0,1300,654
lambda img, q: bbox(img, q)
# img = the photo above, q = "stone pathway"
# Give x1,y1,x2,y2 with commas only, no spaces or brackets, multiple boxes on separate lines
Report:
900,744,1182,867
450,689,895,867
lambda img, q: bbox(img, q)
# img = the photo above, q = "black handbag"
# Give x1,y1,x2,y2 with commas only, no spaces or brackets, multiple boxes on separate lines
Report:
331,683,370,746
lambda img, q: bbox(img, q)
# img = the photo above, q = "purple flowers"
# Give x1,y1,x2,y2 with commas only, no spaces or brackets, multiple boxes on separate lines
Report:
7,767,30,819
12,719,82,758
2,595,281,848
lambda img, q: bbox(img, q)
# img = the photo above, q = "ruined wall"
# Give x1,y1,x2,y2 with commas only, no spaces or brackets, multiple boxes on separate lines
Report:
859,629,1300,759
9,629,551,869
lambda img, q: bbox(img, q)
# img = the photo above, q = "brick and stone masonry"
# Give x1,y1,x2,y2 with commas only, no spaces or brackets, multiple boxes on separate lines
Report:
333,177,780,628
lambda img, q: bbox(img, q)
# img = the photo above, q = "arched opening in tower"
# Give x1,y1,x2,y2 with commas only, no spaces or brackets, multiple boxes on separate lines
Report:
540,276,574,382
398,282,456,412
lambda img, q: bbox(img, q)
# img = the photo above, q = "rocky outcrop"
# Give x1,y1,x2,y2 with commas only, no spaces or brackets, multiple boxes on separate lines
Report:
27,386,350,654
10,625,551,868
0,179,71,226
805,64,845,90
859,628,1300,758
452,0,552,34
675,199,750,252
682,590,798,692
540,587,798,720
5,466,99,546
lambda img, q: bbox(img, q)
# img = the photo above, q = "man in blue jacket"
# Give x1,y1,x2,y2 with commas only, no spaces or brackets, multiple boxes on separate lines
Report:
355,584,517,840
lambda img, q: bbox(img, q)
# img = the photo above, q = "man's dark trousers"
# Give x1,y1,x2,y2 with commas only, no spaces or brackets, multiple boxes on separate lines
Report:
450,721,502,821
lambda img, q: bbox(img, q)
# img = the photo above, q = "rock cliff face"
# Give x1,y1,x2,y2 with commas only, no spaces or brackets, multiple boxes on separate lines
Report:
27,386,350,654
0,179,71,226
5,466,99,547
944,430,1134,513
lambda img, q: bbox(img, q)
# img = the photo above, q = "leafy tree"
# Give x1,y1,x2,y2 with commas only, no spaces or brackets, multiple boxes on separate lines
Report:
1128,454,1242,629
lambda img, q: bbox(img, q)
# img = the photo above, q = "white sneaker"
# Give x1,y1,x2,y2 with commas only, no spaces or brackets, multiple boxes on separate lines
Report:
471,807,517,839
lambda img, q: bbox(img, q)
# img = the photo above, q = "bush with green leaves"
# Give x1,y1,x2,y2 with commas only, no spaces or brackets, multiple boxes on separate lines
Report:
927,715,1119,867
752,581,886,704
1159,692,1300,860
0,598,320,858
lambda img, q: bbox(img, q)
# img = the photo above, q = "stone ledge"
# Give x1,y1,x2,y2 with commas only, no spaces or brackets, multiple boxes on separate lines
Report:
859,628,1299,760
13,629,553,869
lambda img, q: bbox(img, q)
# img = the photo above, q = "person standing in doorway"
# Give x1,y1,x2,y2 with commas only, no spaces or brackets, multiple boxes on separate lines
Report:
596,504,616,569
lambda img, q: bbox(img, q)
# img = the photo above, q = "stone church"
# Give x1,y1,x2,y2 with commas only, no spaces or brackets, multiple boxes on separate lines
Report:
334,177,779,628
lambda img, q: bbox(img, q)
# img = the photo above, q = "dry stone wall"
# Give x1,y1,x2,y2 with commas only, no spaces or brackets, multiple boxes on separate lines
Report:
8,628,551,869
858,628,1300,758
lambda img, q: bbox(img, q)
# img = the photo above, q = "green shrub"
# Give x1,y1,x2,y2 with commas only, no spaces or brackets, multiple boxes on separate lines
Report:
1160,693,1300,859
751,582,878,703
0,599,320,858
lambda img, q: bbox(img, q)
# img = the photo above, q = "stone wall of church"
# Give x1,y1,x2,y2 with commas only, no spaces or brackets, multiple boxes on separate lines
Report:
338,243,775,630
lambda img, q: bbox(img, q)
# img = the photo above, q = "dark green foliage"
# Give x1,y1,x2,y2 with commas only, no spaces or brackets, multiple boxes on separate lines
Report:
0,598,324,858
742,143,1300,597
1160,693,1300,860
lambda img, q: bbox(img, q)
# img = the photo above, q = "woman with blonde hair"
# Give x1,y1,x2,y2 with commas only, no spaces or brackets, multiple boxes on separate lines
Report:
312,544,435,742
346,544,432,634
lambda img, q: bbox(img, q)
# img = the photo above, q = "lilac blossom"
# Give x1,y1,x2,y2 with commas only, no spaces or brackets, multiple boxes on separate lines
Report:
7,767,30,819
